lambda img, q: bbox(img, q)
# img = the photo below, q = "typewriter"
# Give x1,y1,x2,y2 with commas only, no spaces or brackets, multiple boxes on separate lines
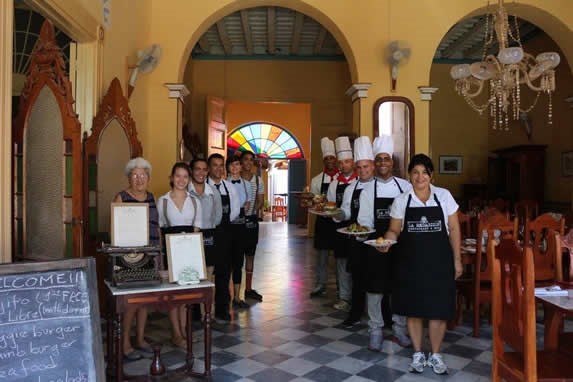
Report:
99,244,162,289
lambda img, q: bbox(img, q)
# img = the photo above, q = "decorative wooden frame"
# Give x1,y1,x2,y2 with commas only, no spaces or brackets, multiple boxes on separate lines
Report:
373,96,415,176
83,77,142,247
165,232,207,283
110,203,149,247
12,20,83,260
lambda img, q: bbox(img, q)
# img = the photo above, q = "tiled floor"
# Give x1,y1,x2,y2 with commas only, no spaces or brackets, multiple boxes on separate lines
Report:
121,222,497,381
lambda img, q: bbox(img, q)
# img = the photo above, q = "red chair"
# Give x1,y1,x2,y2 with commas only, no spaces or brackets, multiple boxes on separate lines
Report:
272,196,287,222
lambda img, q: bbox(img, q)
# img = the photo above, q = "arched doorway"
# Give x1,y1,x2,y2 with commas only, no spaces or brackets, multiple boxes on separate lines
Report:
428,3,573,213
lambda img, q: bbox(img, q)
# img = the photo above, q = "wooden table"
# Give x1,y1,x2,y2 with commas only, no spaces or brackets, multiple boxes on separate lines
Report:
105,281,214,381
536,293,573,350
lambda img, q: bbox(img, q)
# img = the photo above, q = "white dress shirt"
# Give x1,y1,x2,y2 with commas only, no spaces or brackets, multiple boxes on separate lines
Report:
188,182,222,229
390,184,459,233
310,172,338,195
157,191,201,228
207,177,243,222
357,176,411,228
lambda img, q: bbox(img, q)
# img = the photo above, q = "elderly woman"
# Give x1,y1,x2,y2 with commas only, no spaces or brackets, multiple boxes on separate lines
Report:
113,157,159,360
382,154,462,375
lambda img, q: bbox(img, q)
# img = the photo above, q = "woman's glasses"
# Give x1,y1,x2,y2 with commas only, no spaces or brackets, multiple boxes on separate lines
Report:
130,173,148,180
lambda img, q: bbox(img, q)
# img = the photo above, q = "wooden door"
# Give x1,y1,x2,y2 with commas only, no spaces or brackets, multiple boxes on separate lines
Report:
206,96,227,158
288,159,307,224
12,21,83,260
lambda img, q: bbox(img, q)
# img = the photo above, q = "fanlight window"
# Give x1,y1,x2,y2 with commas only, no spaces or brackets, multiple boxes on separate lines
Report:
227,123,303,159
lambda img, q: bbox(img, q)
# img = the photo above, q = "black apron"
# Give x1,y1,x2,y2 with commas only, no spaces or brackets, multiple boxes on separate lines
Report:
314,173,336,250
366,178,403,293
346,181,365,272
245,176,260,250
392,194,455,320
210,180,232,265
333,180,351,259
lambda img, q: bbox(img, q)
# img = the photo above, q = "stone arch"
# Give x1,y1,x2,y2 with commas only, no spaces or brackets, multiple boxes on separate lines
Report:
176,0,359,84
427,2,573,84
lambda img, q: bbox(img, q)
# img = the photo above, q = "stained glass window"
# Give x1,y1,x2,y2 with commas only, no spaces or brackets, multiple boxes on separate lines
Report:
227,123,303,159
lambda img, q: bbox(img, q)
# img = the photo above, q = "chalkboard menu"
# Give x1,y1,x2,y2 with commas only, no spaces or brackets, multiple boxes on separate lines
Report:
0,258,104,381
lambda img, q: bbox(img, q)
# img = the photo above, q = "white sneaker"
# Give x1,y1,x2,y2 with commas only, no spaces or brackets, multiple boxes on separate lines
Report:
333,299,351,312
427,353,448,375
408,351,426,373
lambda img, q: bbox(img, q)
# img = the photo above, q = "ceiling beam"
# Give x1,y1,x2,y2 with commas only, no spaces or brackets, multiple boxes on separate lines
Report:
441,19,485,58
216,20,232,55
198,35,210,53
314,27,327,55
291,13,304,55
464,19,529,59
267,7,275,54
240,10,253,55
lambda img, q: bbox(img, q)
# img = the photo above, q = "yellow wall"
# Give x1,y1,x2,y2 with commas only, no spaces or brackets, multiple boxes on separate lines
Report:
185,59,352,194
430,31,573,204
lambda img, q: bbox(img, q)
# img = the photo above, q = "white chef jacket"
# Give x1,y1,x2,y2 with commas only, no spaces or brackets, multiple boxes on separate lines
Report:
310,171,338,195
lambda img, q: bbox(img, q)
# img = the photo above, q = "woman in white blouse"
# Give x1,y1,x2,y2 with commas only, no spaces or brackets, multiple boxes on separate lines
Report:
382,154,462,375
157,162,201,349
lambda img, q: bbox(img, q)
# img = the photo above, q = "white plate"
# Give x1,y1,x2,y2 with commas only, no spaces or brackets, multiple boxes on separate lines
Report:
336,227,376,236
364,239,397,248
309,208,340,217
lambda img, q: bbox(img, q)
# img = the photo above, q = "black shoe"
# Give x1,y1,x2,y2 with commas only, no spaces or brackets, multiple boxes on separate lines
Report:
233,299,250,309
342,317,361,328
245,289,263,301
309,285,327,298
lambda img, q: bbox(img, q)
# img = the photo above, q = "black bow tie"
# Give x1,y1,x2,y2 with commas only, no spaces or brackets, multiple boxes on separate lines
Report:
214,183,221,190
231,180,241,184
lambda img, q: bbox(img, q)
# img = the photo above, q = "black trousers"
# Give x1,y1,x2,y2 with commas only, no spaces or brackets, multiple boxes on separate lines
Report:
347,240,367,320
214,225,232,315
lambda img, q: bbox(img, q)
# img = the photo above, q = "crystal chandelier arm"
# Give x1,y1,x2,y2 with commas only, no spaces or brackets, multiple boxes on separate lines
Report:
522,71,548,92
464,78,486,97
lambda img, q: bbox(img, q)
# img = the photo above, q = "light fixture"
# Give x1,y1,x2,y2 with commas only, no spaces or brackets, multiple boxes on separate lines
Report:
450,0,559,130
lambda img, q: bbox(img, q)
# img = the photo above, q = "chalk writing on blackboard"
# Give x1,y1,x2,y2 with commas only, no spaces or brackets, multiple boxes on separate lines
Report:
0,268,99,381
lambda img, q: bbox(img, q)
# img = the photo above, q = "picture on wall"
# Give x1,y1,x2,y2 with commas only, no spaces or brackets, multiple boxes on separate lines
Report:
562,151,573,177
439,156,463,175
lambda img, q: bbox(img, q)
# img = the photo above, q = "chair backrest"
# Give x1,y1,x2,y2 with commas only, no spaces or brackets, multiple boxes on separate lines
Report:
274,196,285,206
548,230,564,283
488,198,509,213
475,212,518,282
457,210,471,239
514,200,539,224
524,213,565,282
491,239,537,381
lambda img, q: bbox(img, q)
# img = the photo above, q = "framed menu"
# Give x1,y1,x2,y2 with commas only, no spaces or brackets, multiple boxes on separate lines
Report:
165,232,206,283
111,202,149,246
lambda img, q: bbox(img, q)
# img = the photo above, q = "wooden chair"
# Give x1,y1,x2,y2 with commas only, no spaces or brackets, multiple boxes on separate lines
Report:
272,196,287,222
458,211,472,239
488,198,509,214
514,200,539,226
491,239,573,381
524,213,565,286
473,212,518,337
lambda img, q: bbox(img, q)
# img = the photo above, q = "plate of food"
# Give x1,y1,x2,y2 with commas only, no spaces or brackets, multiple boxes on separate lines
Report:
337,223,375,236
364,237,397,248
309,201,341,216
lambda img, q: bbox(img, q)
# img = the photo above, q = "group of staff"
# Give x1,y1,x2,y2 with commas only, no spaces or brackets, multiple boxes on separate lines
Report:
114,153,264,361
310,135,462,375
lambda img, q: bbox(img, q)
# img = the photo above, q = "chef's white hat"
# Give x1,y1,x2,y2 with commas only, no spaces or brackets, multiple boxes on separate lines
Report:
353,136,374,161
335,136,353,161
320,137,336,158
373,135,394,157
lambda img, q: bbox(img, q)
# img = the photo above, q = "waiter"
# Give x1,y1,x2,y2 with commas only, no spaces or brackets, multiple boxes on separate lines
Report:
240,151,264,302
336,136,375,328
328,136,356,311
206,153,241,321
357,135,411,351
309,137,338,297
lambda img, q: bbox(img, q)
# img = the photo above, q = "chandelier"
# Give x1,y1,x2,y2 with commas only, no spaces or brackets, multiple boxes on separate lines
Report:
450,0,559,130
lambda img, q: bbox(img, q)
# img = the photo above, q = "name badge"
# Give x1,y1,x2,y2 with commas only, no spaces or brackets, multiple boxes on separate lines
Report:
203,235,214,246
376,208,390,220
246,220,258,229
352,199,360,209
407,216,442,233
336,194,343,204
222,205,230,214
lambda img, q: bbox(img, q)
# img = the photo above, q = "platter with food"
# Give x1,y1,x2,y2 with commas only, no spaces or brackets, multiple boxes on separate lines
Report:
364,238,397,248
336,223,375,236
309,201,340,216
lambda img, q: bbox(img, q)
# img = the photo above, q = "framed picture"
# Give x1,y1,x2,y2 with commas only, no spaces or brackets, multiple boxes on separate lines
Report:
562,151,573,177
165,232,207,283
111,203,149,247
439,156,463,175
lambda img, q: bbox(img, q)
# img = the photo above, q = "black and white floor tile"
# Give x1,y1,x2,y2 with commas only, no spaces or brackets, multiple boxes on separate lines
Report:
119,222,499,381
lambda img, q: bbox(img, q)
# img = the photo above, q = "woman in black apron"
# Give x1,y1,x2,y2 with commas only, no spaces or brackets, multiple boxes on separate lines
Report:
382,154,462,374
